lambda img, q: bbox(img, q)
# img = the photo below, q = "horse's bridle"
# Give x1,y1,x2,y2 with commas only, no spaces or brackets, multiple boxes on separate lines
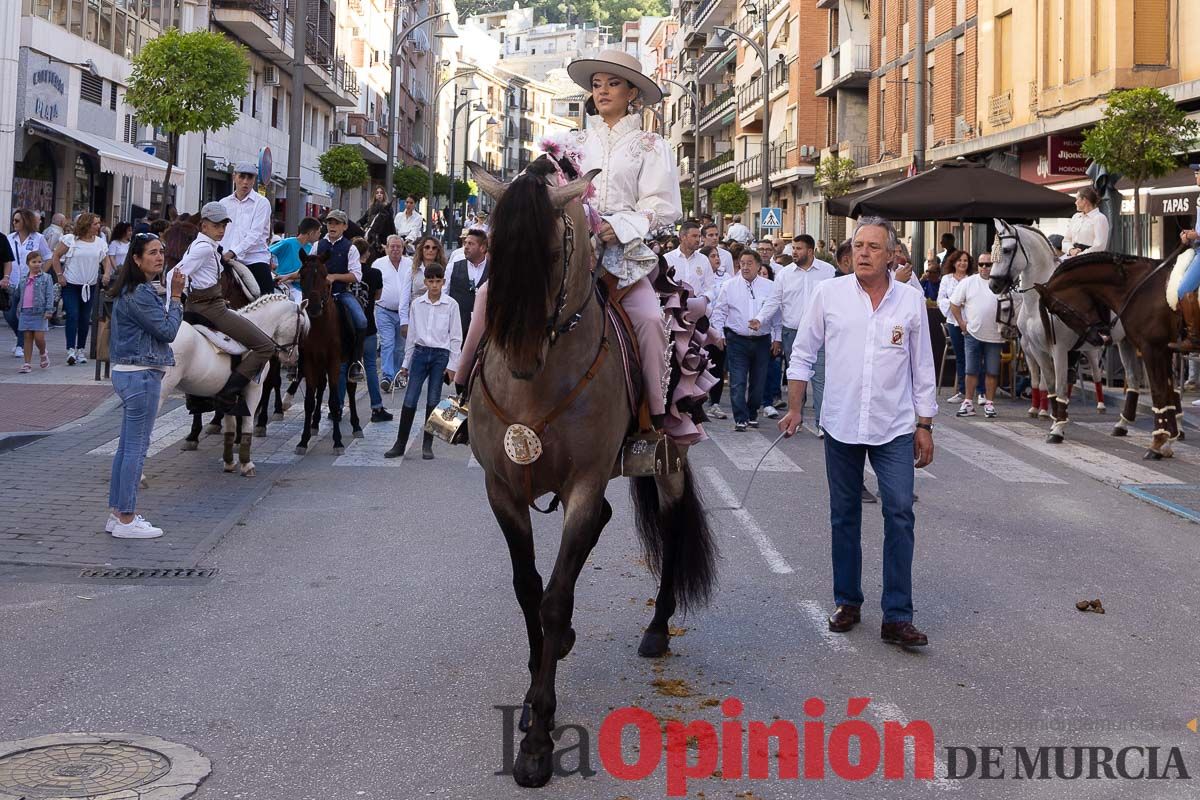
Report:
545,210,599,344
270,300,307,354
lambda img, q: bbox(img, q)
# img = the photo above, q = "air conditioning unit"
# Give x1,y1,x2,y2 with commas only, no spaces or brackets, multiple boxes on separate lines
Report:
365,120,378,136
798,144,811,157
263,65,280,86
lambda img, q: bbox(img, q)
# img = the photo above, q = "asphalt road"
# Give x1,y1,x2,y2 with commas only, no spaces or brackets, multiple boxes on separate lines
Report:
2,392,1199,799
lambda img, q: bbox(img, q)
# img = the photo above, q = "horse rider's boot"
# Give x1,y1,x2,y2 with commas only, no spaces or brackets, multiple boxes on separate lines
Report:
384,405,417,459
422,404,436,459
215,372,251,416
1169,291,1200,352
347,327,367,383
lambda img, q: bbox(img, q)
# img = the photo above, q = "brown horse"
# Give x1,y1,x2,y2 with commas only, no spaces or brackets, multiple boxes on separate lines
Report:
294,252,348,454
467,158,717,788
1033,250,1184,458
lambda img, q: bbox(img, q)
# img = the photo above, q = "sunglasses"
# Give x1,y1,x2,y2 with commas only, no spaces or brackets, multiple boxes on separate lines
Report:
133,232,160,241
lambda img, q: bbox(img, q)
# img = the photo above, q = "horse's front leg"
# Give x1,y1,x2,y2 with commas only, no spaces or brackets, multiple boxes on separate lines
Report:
1113,341,1140,437
514,486,609,788
183,412,202,451
327,364,344,454
222,415,237,472
1144,351,1176,459
1046,343,1070,443
347,379,364,438
296,383,315,455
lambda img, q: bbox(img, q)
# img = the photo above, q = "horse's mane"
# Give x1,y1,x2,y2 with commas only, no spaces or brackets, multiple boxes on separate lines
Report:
1052,250,1154,277
1014,223,1055,251
162,220,199,267
236,292,291,314
485,156,562,374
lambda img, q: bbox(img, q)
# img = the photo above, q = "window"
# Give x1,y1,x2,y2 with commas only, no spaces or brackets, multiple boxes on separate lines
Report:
80,71,103,105
953,44,964,117
1066,0,1086,81
251,73,259,118
877,79,886,149
900,67,908,133
1133,0,1169,66
926,64,934,125
109,80,118,110
271,91,280,128
994,11,1013,94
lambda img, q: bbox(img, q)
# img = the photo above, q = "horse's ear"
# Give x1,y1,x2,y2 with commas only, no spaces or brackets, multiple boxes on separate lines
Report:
468,161,506,200
994,218,1010,235
549,168,601,210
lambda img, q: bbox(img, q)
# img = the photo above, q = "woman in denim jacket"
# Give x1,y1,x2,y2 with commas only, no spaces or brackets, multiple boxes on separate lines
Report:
104,233,185,539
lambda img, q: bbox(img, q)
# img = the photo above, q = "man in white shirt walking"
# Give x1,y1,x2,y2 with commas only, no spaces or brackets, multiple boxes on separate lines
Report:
220,161,274,297
664,221,715,301
779,216,937,648
751,234,835,433
949,253,1005,418
726,214,752,245
710,250,781,431
373,235,412,392
393,195,425,244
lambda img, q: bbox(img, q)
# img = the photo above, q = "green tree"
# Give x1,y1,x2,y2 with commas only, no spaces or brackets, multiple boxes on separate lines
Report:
393,164,430,200
680,185,695,218
1082,87,1199,255
711,181,749,217
125,28,250,214
813,155,858,200
432,172,451,199
318,145,370,209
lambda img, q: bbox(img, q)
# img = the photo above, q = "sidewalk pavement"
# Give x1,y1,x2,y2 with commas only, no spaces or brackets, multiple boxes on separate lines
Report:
0,325,116,439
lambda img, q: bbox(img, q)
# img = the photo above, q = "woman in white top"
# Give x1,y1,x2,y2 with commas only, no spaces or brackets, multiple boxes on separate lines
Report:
410,235,445,301
3,208,54,350
107,222,133,267
49,212,114,365
1065,187,1110,255
567,49,683,423
936,249,981,403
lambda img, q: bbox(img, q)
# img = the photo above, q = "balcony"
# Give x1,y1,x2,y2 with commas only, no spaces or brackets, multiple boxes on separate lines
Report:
838,142,870,168
768,59,788,101
689,0,735,35
698,150,735,185
342,113,388,164
737,73,764,119
211,0,290,66
735,152,760,184
696,44,736,85
989,90,1014,127
697,86,735,135
816,0,839,7
815,42,871,97
769,137,793,176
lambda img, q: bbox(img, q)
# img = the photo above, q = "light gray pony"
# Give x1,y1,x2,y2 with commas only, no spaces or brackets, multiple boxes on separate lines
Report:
988,219,1146,442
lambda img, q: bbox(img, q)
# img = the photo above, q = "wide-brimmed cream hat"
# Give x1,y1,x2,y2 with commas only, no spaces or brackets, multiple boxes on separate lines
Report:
568,49,664,105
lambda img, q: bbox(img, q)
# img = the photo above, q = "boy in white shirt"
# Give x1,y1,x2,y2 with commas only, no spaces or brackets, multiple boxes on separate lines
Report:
384,263,462,460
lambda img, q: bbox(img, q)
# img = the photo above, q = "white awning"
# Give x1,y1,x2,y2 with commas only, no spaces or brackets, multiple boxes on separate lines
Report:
27,119,186,187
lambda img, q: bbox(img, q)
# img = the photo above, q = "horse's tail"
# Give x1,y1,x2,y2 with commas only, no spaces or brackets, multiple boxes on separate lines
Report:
630,463,718,613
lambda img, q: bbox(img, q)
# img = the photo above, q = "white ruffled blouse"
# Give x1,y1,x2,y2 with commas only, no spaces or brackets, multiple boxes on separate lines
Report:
578,113,683,286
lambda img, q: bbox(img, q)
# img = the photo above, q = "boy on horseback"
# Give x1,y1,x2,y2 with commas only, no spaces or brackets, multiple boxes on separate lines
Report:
316,210,368,383
176,202,276,413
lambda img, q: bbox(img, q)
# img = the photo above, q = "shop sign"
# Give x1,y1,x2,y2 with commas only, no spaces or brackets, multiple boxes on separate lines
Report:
29,64,67,124
1150,191,1198,217
1046,135,1089,177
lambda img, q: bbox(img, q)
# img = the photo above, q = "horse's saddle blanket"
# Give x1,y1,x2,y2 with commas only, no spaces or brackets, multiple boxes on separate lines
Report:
193,324,248,356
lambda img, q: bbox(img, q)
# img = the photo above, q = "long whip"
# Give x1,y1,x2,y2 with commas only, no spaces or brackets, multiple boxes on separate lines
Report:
710,430,790,511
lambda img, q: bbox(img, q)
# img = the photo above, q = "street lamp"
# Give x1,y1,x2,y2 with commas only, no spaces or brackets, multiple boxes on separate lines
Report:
384,9,458,209
464,114,499,216
447,96,486,240
426,67,479,234
707,12,770,233
663,78,700,218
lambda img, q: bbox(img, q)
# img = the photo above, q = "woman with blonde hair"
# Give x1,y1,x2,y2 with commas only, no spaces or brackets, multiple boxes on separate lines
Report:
48,212,114,365
410,235,445,301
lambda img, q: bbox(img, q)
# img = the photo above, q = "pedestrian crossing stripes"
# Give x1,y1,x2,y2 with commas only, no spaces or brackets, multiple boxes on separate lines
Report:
933,425,1065,484
701,466,794,574
331,418,416,467
707,427,802,472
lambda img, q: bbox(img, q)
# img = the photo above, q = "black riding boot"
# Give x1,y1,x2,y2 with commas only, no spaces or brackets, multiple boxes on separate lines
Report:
422,404,436,459
215,373,251,416
347,328,367,383
384,405,417,459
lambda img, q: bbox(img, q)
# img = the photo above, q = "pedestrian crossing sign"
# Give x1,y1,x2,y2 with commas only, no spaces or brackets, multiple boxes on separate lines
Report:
760,207,783,229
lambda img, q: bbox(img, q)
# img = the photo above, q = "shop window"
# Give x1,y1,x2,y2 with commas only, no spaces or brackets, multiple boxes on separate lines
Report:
73,153,95,216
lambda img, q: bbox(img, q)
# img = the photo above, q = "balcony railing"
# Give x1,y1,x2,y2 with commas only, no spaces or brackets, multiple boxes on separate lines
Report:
768,138,792,174
212,0,282,20
697,86,734,130
844,143,870,167
735,152,760,184
988,90,1013,126
737,73,763,112
698,150,734,179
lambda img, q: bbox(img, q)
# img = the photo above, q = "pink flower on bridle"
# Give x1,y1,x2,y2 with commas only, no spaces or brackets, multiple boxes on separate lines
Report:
537,134,603,235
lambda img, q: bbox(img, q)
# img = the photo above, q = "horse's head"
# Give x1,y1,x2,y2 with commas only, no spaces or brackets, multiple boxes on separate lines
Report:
298,251,330,319
472,157,601,379
990,218,1057,296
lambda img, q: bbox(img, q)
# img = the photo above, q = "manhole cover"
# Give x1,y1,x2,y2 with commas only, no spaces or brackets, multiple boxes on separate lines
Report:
0,734,209,799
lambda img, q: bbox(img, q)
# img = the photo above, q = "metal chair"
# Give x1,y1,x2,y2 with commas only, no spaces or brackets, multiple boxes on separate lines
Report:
938,322,956,389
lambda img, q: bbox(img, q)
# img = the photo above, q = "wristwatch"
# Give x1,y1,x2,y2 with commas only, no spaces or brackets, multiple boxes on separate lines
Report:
916,422,934,432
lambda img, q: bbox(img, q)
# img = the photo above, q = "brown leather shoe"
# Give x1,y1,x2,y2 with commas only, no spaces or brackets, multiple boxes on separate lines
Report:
880,621,928,647
827,605,861,632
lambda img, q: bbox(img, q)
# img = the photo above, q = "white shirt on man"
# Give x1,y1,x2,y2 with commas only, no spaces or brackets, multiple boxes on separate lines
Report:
373,254,413,312
175,232,224,290
788,273,938,445
710,275,782,340
403,293,463,371
664,246,715,300
949,273,1004,343
726,221,752,245
717,247,734,276
220,190,272,265
755,258,837,330
394,209,425,242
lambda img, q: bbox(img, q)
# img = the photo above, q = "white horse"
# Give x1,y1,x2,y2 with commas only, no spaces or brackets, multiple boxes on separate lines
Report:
158,294,310,476
988,219,1146,443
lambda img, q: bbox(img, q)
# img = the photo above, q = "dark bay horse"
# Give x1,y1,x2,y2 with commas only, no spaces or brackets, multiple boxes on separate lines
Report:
294,252,348,454
466,158,717,788
1033,250,1184,458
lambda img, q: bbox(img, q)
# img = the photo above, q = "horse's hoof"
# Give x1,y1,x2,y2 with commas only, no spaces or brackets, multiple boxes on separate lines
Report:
332,446,345,455
1111,427,1128,437
253,426,267,437
294,446,307,456
272,412,285,421
240,464,256,477
181,440,198,451
513,745,554,788
352,429,364,439
1161,446,1174,459
557,627,576,660
1144,449,1164,461
1045,433,1064,444
637,627,671,658
223,462,236,473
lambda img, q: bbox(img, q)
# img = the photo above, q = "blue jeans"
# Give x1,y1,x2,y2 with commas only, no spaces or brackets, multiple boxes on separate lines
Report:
108,369,163,515
403,345,449,410
782,326,825,425
375,306,404,381
337,333,384,410
335,291,367,331
946,324,982,393
1179,248,1200,298
726,330,770,424
824,432,916,623
62,282,95,350
765,353,782,405
964,334,1003,377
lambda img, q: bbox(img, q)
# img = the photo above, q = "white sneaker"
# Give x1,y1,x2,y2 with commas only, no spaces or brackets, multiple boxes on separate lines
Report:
76,352,88,365
706,403,728,420
946,392,963,403
977,394,987,406
66,347,76,365
12,345,23,358
761,405,780,419
110,516,163,539
956,400,976,417
983,401,997,418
